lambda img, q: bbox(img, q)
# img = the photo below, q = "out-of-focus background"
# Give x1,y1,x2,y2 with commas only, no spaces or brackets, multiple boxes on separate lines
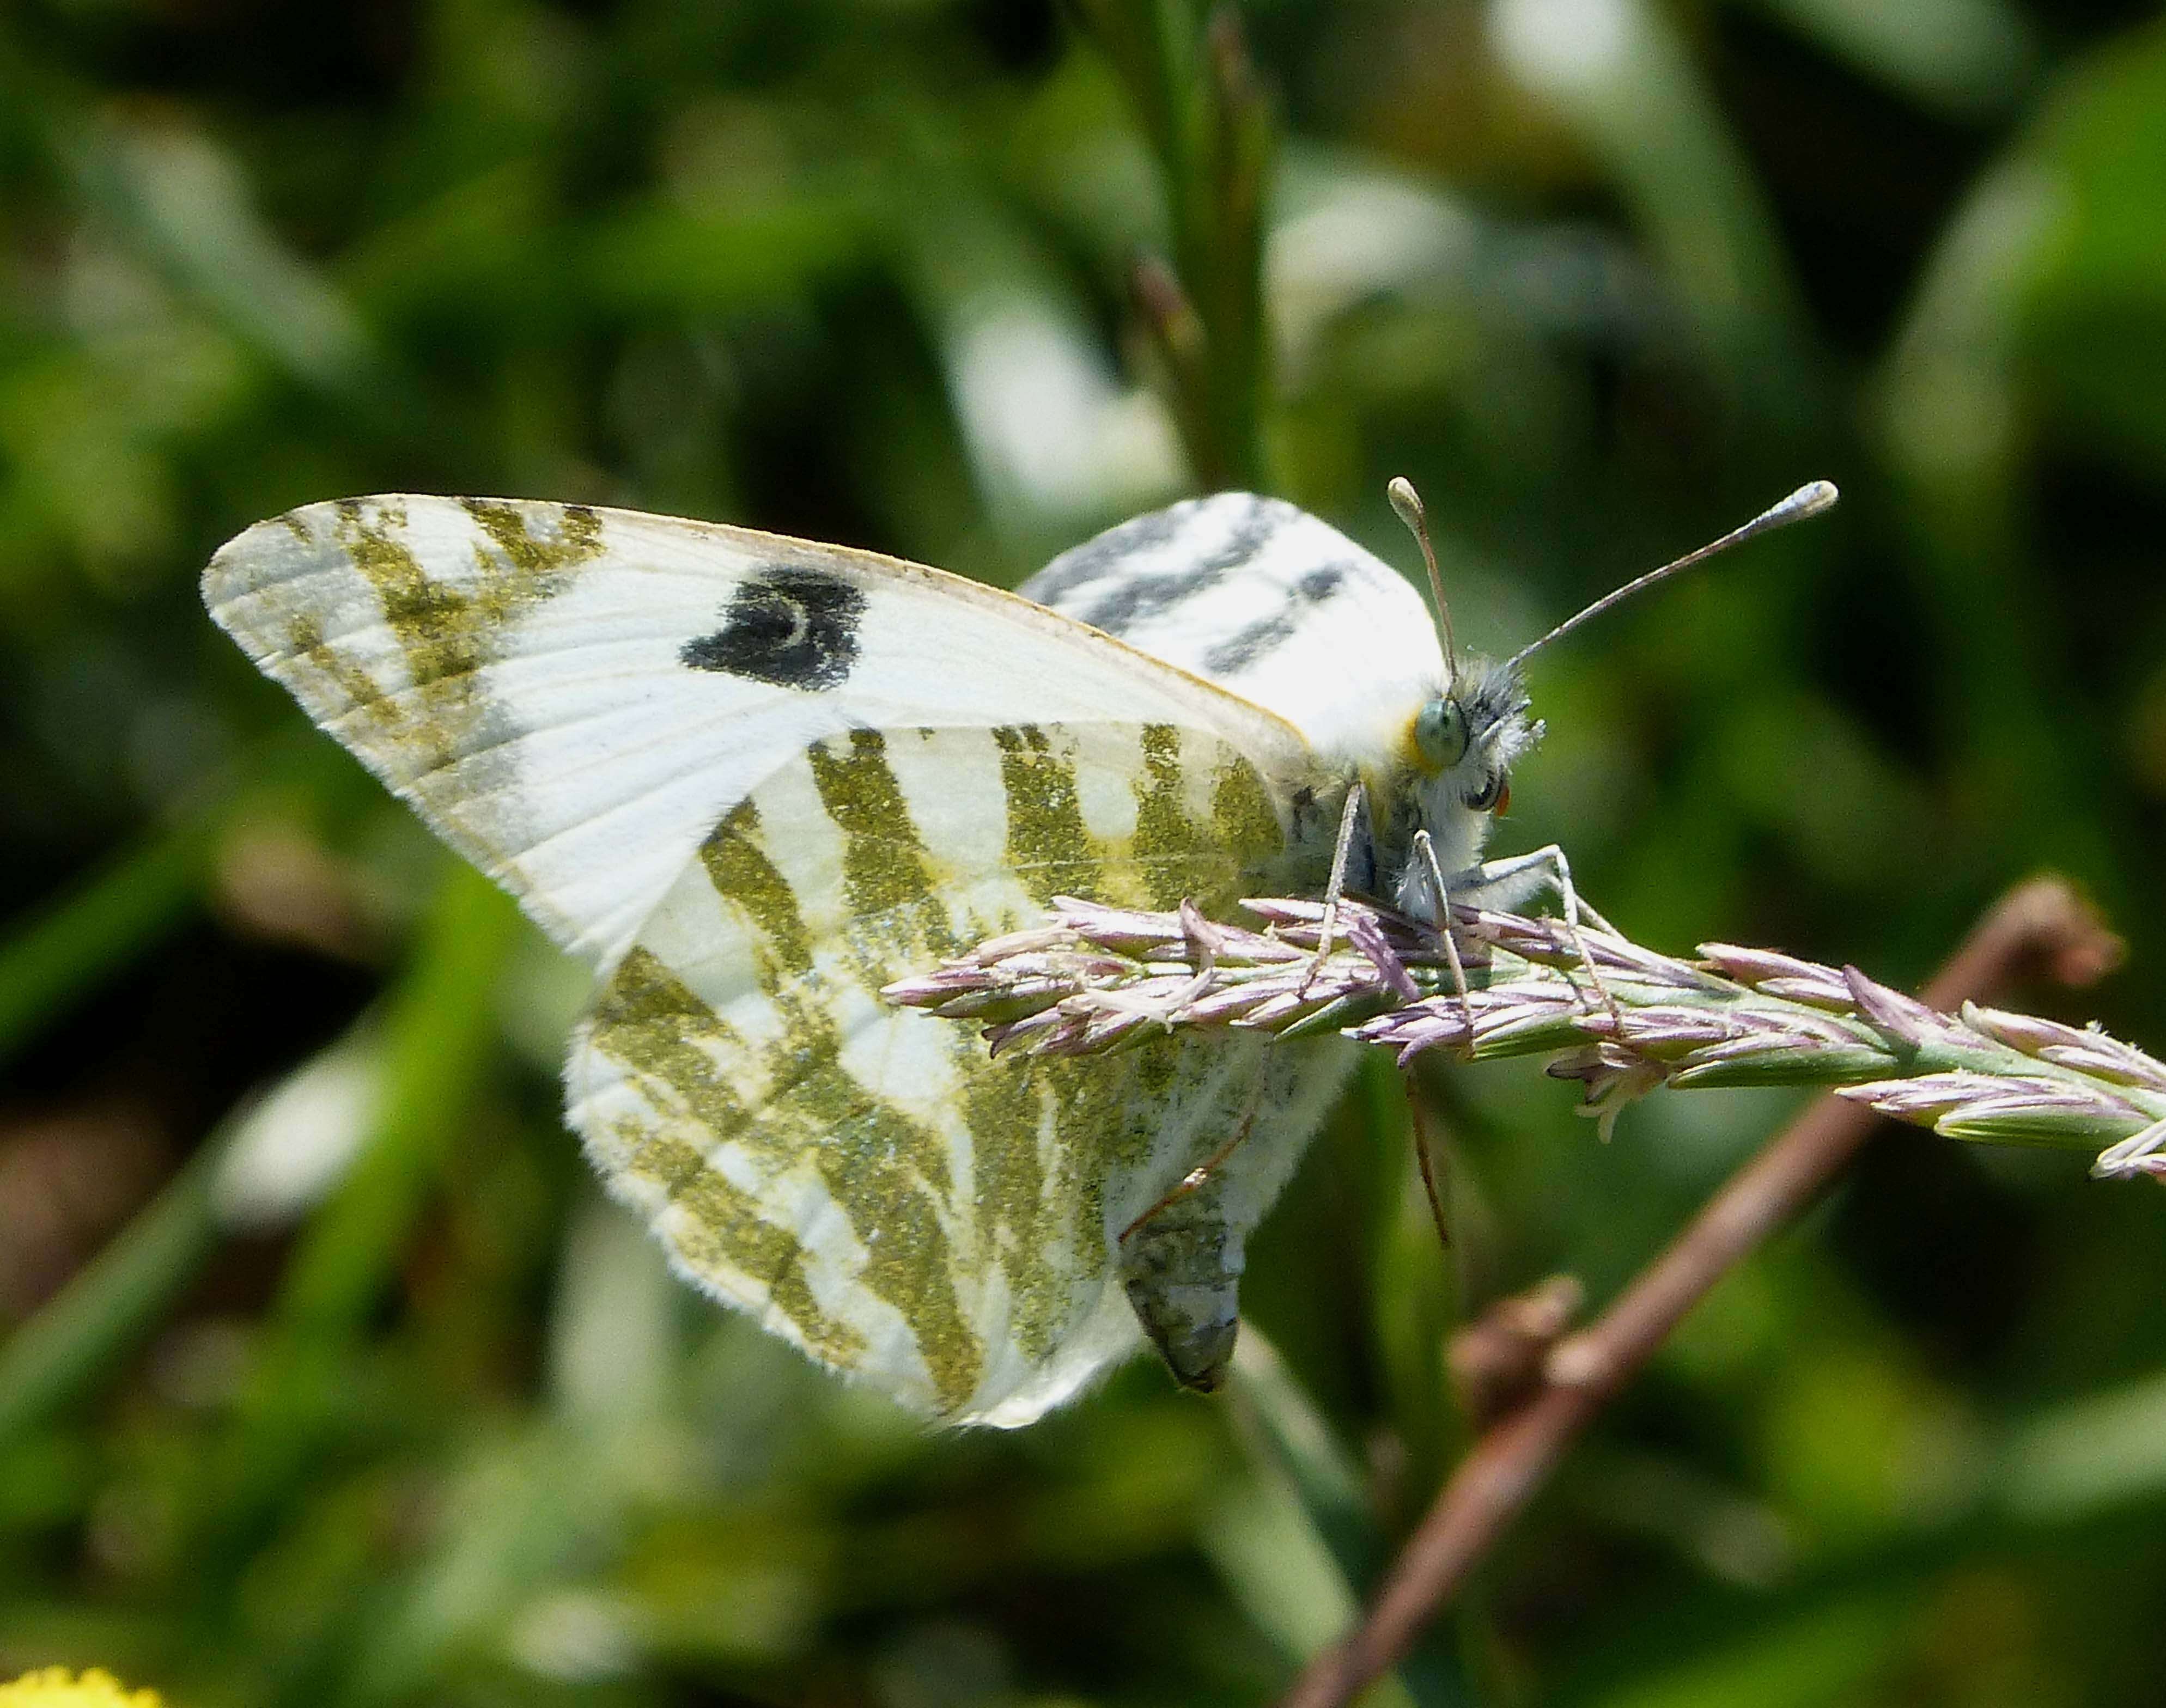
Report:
4,0,2166,1702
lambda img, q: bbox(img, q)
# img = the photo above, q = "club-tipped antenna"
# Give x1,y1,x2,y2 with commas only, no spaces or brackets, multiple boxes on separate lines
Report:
1389,475,1457,678
1503,480,1839,674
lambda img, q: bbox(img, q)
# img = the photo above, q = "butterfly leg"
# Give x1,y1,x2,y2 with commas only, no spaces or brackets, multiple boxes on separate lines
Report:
1401,836,1471,1242
1117,1079,1268,1392
1404,1069,1452,1249
1455,843,1620,1020
1300,780,1367,997
1457,842,1620,932
1411,829,1478,1050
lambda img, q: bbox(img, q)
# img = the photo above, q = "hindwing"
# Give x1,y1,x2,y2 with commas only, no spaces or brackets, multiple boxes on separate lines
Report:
566,721,1354,1423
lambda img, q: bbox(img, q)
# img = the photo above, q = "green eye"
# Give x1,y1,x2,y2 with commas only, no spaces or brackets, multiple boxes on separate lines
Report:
1414,697,1469,771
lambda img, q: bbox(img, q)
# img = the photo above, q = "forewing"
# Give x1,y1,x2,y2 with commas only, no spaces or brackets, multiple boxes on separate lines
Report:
564,718,1355,1425
1021,492,1444,768
205,495,1313,968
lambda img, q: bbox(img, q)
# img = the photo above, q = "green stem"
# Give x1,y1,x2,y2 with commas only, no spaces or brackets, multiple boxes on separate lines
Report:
1066,0,1273,488
0,815,217,1069
0,1131,229,1447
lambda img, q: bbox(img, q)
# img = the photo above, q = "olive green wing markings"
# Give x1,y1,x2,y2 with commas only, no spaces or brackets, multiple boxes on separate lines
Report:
565,719,1353,1424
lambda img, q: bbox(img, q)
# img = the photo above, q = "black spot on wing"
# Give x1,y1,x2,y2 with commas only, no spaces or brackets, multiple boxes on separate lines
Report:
1019,493,1304,633
1197,556,1361,674
1021,504,1187,605
1076,570,1197,636
1201,611,1300,675
1185,495,1288,577
680,565,866,690
1075,496,1293,636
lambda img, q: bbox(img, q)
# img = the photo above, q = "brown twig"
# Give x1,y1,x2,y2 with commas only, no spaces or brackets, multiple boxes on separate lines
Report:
1276,876,2122,1708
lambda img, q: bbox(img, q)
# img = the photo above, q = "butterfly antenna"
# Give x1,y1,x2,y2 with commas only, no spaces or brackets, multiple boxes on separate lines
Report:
1503,480,1838,674
1388,476,1457,679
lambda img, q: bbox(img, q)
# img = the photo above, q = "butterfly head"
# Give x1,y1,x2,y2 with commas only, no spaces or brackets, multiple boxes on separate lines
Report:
1397,656,1541,883
1411,658,1539,810
1381,473,1836,903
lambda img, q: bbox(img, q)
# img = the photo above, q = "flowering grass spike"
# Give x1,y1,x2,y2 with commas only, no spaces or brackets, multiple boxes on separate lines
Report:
886,895,2165,1181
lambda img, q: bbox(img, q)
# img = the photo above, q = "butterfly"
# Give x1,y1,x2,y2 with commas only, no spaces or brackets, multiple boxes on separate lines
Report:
202,481,1828,1425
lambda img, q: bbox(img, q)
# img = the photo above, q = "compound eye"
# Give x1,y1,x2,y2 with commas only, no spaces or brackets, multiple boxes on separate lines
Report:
1413,697,1469,771
1465,770,1507,812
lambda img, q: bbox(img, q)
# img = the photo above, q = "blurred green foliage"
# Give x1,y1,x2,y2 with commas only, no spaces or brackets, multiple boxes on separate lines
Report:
5,0,2166,1703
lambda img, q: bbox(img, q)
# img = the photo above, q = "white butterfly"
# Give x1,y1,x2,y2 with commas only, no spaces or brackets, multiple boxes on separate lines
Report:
202,483,1825,1424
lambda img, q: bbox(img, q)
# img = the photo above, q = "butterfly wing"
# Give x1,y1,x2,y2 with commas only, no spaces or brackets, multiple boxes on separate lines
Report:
205,496,1313,969
1021,491,1446,767
205,495,1349,1425
570,719,1356,1422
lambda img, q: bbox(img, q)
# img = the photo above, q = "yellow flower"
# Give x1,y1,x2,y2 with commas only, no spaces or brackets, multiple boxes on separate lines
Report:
0,1672,161,1708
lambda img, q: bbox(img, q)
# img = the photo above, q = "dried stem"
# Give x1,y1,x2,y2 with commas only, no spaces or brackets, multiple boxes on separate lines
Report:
1273,876,2121,1708
886,878,2133,1704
